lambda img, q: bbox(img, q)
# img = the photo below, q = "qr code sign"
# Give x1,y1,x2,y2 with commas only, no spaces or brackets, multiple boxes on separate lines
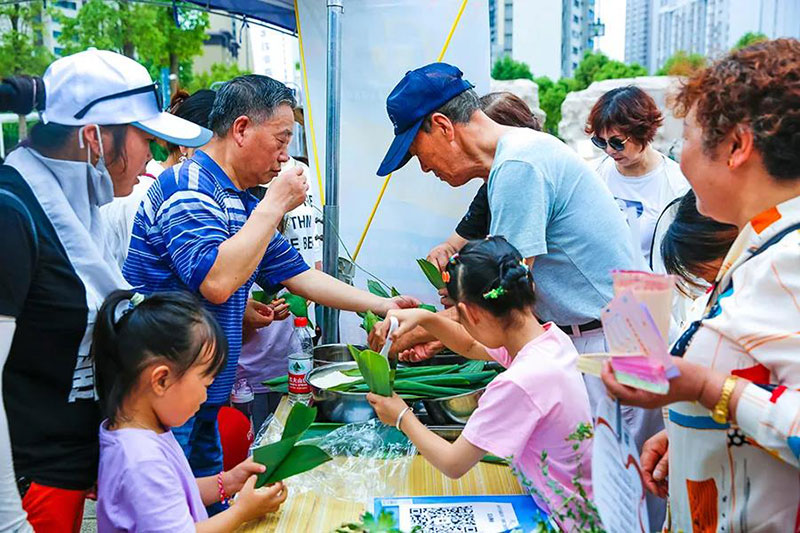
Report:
408,505,479,533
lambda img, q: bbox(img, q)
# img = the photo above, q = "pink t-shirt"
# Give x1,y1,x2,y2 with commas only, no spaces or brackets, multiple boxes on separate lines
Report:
461,323,593,527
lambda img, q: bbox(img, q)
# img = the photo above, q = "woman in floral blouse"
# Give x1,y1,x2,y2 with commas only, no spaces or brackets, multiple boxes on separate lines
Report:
602,38,800,532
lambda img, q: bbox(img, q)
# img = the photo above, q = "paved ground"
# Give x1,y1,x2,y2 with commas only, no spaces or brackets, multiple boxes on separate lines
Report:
80,500,96,533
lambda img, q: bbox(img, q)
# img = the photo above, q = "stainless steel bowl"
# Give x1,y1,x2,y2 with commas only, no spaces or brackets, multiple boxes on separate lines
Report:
422,388,485,425
306,362,377,424
312,343,366,367
307,361,486,425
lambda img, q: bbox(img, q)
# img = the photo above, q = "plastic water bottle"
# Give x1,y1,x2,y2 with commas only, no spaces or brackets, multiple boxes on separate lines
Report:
231,378,255,440
288,317,313,405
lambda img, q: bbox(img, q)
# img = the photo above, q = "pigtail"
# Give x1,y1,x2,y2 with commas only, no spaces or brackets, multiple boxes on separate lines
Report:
92,290,138,424
447,236,536,318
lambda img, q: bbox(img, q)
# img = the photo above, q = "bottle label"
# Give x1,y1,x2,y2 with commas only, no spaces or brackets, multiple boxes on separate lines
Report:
288,356,313,394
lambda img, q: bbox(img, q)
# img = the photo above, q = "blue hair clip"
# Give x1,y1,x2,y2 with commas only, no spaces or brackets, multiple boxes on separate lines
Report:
130,293,145,307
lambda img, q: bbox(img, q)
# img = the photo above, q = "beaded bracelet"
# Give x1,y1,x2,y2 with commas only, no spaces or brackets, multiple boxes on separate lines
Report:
217,472,232,506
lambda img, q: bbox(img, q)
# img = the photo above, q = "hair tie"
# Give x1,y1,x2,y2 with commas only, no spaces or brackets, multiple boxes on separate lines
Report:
483,286,507,300
442,270,451,283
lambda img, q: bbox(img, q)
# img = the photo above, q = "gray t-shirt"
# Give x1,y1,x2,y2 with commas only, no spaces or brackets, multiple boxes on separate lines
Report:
488,129,636,325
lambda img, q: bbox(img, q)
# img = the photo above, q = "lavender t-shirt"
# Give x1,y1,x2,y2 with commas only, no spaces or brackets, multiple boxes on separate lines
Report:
97,421,208,532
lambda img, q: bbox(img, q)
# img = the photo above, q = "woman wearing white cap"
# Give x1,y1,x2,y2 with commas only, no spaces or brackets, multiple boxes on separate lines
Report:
0,49,211,532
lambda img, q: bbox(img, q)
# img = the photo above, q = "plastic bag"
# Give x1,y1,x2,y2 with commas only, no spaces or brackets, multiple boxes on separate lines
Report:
254,415,416,505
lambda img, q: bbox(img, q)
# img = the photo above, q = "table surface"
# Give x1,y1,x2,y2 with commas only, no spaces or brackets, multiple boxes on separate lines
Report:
236,399,525,533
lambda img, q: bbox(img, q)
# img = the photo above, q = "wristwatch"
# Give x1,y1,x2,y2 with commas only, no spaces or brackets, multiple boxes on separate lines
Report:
711,375,739,424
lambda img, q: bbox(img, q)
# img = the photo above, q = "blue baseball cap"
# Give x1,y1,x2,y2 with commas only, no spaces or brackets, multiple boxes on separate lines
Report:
377,62,474,176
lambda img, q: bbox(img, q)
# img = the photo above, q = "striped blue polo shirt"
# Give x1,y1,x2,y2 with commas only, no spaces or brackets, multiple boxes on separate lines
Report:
123,150,309,405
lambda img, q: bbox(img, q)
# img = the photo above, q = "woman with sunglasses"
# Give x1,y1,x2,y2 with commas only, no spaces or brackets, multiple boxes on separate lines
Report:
0,49,210,532
602,38,800,532
585,86,689,267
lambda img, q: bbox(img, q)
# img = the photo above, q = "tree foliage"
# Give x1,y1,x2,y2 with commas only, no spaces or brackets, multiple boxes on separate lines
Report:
655,50,707,76
0,1,53,77
534,76,577,137
734,32,768,50
491,56,533,81
529,52,644,137
55,0,208,89
185,62,251,93
573,51,646,90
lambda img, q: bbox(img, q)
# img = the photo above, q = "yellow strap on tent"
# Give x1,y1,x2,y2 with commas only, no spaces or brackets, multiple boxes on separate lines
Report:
295,0,325,206
352,0,469,262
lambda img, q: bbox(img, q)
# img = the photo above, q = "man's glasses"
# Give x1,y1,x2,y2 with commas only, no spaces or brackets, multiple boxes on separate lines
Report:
74,82,162,120
591,135,630,152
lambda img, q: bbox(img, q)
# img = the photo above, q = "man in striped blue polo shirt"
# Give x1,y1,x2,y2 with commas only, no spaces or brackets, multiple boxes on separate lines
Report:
123,75,418,489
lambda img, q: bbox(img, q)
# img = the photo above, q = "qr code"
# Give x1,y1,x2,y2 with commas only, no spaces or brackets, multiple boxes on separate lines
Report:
408,505,478,533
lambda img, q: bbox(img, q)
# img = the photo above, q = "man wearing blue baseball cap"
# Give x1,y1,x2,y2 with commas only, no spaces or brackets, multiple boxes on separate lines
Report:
374,63,665,525
376,62,636,346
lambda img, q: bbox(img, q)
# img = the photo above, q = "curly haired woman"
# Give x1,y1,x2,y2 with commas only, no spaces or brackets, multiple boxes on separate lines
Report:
602,38,800,532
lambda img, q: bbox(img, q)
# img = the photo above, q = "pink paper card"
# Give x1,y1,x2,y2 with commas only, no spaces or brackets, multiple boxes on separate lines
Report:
611,271,677,341
601,290,679,393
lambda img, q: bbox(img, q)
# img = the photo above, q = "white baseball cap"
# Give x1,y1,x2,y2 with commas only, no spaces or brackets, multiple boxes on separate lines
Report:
41,48,211,147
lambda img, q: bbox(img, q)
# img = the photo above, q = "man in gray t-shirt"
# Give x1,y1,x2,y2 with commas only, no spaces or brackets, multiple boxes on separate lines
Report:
376,62,636,334
487,128,634,325
374,62,665,528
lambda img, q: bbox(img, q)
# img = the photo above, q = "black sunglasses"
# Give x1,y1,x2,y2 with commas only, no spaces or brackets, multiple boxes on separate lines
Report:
591,135,630,152
73,82,162,120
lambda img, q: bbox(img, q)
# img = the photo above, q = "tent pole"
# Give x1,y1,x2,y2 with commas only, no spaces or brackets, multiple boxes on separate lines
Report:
321,0,343,344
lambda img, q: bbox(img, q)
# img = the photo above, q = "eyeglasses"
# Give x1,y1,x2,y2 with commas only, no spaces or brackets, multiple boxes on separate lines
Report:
73,82,162,120
591,135,630,152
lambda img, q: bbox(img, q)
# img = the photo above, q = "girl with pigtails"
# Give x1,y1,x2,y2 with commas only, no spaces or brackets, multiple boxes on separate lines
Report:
368,236,593,531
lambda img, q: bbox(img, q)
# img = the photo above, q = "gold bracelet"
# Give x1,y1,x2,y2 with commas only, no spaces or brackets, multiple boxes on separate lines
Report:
711,375,739,424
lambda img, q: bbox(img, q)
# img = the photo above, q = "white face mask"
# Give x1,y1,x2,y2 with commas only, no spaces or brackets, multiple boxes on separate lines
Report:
78,124,115,207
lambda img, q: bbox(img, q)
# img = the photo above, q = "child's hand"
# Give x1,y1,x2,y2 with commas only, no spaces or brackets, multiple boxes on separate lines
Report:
369,308,433,352
366,392,410,427
223,458,267,496
232,476,288,523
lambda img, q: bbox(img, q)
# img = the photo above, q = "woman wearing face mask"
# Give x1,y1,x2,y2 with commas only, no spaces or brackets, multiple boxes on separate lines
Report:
0,50,211,532
585,86,689,268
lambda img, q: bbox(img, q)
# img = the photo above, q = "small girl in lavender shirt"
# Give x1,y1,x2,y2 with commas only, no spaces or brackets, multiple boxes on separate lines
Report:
368,237,594,531
93,290,287,532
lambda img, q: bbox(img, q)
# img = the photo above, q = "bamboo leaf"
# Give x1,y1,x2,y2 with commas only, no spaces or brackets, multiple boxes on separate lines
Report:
459,361,486,374
349,345,392,397
367,280,390,298
417,258,445,290
251,290,277,304
284,293,308,317
390,287,400,297
418,304,436,313
282,402,317,439
262,375,288,387
362,310,380,333
253,403,329,487
264,445,332,484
